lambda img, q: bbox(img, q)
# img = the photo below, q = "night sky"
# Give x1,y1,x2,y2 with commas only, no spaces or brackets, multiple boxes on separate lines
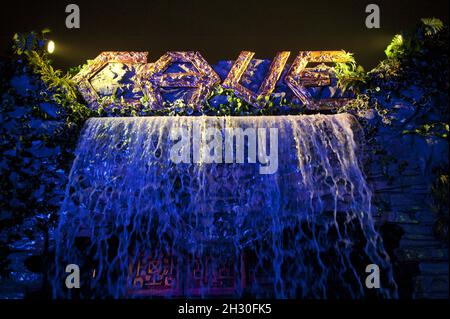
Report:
1,0,448,70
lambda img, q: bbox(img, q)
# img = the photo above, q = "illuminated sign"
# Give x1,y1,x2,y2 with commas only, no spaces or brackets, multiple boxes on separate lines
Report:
222,51,290,108
140,51,221,110
73,51,352,111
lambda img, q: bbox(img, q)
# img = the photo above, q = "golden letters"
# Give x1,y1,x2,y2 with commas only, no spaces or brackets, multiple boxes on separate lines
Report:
74,50,351,110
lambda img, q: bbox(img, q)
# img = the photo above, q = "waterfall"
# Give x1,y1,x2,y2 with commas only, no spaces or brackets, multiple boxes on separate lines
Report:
52,114,397,298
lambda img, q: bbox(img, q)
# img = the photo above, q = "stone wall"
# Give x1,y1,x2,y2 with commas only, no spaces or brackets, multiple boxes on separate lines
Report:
0,217,46,298
364,100,449,299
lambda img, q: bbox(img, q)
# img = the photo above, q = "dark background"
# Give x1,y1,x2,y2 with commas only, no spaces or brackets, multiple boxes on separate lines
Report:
0,0,448,70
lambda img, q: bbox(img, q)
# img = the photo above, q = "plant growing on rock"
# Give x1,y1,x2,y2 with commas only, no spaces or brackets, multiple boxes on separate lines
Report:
0,30,91,278
337,18,449,242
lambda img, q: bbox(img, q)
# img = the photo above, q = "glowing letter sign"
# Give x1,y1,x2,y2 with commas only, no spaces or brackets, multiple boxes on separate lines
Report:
74,50,352,111
141,51,221,110
222,51,290,107
284,51,351,109
73,51,148,110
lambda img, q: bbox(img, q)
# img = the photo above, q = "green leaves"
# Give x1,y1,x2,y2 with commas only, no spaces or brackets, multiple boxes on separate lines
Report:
421,18,444,36
384,18,445,62
402,122,449,139
0,29,93,239
25,50,79,103
335,55,367,93
12,31,47,56
385,34,404,59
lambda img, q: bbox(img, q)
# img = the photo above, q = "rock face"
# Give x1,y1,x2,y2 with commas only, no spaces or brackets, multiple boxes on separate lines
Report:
365,99,449,299
0,217,45,299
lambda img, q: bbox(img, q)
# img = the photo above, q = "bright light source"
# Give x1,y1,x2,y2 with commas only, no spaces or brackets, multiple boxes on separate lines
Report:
47,40,55,54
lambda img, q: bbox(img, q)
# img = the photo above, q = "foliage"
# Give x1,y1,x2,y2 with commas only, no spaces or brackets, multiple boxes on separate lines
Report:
337,18,449,130
385,34,405,59
421,18,444,36
12,31,91,119
402,123,449,139
345,18,449,243
375,18,448,132
94,84,304,117
335,52,367,93
0,30,91,274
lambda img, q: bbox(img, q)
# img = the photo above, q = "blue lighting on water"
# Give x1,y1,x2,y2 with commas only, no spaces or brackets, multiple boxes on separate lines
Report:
52,114,397,298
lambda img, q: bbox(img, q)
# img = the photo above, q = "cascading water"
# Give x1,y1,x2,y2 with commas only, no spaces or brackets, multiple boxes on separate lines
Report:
52,114,397,298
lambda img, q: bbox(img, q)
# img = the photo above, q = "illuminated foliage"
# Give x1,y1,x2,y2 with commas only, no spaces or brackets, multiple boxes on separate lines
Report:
0,30,91,275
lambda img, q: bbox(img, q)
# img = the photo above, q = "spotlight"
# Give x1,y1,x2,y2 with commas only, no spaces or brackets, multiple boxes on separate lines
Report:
47,40,55,54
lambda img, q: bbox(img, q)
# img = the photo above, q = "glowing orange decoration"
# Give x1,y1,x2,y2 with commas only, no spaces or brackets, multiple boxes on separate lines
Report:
222,51,291,107
74,50,353,111
140,51,221,110
72,51,148,109
284,51,351,109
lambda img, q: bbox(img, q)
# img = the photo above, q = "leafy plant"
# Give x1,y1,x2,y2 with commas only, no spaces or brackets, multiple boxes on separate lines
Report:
0,30,92,279
403,123,449,139
421,18,444,36
335,52,367,93
385,34,405,59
